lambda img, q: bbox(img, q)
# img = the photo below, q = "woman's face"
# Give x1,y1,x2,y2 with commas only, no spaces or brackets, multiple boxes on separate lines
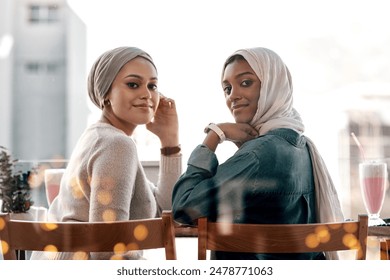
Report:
105,57,159,131
222,58,261,124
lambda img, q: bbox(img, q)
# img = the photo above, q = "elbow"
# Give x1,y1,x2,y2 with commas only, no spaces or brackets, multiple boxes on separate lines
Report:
172,202,196,226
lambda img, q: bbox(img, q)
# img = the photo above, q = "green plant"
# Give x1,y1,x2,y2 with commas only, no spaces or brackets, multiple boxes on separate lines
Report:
0,146,34,213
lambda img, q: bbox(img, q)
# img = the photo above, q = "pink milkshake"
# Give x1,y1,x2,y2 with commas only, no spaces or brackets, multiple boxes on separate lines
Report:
359,161,387,225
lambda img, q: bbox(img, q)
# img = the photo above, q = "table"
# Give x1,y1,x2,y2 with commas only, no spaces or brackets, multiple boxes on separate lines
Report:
368,226,390,238
175,225,198,237
368,226,390,260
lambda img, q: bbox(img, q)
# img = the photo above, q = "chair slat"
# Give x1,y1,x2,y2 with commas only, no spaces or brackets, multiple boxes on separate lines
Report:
0,210,176,260
380,239,390,260
198,215,368,260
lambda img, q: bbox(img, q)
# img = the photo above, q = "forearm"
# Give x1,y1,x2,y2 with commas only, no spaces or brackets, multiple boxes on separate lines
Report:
154,154,183,212
203,122,258,151
202,129,220,152
172,145,219,224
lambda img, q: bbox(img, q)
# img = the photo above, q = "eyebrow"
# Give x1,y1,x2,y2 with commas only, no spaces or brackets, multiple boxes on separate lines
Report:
222,71,255,84
124,74,158,80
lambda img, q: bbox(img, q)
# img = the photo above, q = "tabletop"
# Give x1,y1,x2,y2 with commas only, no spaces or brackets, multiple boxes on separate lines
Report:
368,226,390,238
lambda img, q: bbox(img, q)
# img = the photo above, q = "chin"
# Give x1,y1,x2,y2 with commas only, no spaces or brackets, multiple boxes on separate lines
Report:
234,116,251,124
134,118,153,125
233,111,255,123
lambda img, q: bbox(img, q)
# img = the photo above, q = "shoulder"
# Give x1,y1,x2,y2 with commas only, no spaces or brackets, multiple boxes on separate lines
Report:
81,123,138,161
243,128,304,151
94,123,136,150
239,133,281,154
237,129,306,164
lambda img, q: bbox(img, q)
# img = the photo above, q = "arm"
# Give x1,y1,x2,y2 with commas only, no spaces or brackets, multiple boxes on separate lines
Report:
146,94,180,149
154,154,182,213
146,94,183,212
203,122,258,151
172,123,257,224
172,144,259,225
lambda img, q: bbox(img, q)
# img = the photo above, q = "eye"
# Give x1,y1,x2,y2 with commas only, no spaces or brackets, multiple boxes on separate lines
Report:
241,80,253,87
127,82,139,89
148,83,158,91
223,85,232,95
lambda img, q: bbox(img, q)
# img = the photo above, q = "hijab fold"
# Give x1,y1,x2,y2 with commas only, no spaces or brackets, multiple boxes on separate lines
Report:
225,48,344,259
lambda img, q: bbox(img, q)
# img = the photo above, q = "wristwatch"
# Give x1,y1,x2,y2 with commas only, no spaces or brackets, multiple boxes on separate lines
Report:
160,145,181,156
204,123,226,143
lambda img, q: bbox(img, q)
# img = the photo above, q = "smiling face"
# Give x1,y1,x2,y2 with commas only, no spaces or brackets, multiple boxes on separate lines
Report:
105,57,159,133
222,56,261,124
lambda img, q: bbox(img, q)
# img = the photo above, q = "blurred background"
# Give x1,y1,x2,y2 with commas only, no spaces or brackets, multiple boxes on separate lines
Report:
1,0,389,220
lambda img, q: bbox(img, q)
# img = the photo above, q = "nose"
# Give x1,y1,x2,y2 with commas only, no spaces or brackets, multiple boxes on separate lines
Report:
228,87,242,102
140,86,152,99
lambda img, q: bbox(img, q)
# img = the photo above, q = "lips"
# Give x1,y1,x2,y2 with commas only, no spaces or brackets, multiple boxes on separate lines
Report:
133,103,153,108
231,103,248,110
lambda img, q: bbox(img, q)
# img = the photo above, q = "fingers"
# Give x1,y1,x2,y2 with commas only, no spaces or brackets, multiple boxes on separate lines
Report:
235,124,258,142
246,127,259,137
235,123,258,138
217,123,258,144
159,93,176,109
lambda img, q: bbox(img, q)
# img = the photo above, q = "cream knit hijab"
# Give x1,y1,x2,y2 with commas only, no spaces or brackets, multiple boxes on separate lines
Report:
224,47,344,259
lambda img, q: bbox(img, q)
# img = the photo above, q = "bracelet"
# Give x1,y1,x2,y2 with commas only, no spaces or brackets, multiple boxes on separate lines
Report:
160,145,181,156
204,123,226,143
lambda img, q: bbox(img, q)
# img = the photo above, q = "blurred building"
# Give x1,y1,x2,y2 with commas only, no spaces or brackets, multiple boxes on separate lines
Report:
301,83,390,219
0,0,88,161
338,84,390,219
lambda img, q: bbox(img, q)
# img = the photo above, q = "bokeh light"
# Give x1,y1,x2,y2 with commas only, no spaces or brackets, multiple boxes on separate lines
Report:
134,224,148,241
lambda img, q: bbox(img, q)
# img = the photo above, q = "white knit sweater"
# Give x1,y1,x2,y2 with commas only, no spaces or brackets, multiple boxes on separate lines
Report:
31,122,182,260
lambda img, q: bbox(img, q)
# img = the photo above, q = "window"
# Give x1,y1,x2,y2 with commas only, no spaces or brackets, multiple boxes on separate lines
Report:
25,61,61,74
47,62,59,73
26,62,43,73
29,4,59,23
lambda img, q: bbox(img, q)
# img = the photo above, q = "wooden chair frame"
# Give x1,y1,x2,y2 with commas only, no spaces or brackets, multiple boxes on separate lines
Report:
0,210,176,260
380,239,390,260
197,215,368,260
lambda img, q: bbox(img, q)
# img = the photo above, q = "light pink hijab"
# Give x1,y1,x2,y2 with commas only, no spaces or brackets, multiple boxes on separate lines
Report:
224,47,344,259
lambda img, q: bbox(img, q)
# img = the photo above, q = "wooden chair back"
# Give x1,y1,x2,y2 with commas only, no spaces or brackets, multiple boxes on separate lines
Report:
380,239,390,260
197,215,368,260
0,210,176,260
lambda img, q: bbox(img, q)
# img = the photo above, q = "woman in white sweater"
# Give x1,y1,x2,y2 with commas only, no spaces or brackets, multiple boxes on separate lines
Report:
31,47,182,260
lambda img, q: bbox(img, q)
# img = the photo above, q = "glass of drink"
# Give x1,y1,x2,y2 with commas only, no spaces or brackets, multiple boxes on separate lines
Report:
359,161,387,226
44,168,65,206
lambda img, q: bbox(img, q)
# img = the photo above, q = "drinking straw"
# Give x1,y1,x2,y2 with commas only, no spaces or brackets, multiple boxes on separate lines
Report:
351,132,366,161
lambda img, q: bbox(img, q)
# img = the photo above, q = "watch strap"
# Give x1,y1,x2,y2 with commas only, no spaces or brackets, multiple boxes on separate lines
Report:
204,123,226,143
160,145,181,156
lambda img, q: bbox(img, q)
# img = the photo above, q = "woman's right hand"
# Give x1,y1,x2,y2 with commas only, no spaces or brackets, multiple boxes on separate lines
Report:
203,123,258,151
146,94,179,148
218,123,258,147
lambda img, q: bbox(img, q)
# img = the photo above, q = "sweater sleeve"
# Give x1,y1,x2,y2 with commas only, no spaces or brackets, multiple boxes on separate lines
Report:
154,154,183,213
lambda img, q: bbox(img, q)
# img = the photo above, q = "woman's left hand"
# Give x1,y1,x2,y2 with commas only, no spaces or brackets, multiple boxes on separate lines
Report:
146,94,179,147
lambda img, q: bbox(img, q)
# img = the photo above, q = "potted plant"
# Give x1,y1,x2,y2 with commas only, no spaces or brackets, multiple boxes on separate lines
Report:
0,146,34,214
